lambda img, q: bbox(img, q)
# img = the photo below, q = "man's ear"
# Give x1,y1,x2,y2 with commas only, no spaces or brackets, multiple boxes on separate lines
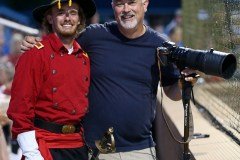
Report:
111,1,114,10
47,15,53,24
143,0,149,12
111,1,117,19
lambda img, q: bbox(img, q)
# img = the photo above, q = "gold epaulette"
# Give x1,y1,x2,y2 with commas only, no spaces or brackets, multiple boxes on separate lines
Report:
34,42,44,49
83,51,88,58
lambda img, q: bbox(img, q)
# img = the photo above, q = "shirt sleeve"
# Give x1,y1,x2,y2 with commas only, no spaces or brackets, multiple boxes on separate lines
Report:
156,36,180,87
77,27,89,51
160,63,180,86
7,49,43,139
77,24,98,52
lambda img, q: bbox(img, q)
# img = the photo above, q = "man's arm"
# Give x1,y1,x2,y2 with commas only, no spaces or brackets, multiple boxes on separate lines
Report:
163,82,181,101
7,50,44,160
21,36,42,53
163,68,198,101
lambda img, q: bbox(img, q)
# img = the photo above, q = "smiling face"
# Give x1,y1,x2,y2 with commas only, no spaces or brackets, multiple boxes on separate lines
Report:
112,0,148,30
47,2,80,37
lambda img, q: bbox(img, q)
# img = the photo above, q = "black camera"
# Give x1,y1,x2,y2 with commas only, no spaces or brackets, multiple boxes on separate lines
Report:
157,41,237,79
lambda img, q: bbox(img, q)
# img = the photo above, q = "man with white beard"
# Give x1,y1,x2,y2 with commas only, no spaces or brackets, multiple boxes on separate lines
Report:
78,1,192,159
21,0,197,159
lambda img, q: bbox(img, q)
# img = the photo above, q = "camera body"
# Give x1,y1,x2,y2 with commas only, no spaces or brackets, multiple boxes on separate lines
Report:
157,41,237,79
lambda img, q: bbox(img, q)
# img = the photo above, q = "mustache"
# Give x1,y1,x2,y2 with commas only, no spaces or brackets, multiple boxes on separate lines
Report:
120,12,135,17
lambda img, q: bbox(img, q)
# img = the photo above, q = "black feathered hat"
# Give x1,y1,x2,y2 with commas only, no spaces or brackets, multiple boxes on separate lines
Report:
32,0,96,23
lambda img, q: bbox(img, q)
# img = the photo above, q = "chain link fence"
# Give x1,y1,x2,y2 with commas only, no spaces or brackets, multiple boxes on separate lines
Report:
182,0,240,144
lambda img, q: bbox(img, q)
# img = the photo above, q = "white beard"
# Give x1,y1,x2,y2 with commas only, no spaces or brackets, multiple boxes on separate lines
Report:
119,18,138,30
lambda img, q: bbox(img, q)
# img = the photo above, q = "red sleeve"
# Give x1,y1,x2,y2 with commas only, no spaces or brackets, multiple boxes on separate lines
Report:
7,49,43,139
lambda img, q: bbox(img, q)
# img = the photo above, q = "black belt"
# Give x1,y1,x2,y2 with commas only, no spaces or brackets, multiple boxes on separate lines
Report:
34,118,81,134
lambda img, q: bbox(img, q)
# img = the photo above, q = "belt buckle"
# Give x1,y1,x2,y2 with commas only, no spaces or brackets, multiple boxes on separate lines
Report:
62,124,76,134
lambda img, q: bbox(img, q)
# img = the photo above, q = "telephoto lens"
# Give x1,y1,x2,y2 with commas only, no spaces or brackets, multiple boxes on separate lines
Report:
157,41,237,79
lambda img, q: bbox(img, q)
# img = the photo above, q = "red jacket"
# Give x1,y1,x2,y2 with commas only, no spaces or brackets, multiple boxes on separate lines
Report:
7,33,90,148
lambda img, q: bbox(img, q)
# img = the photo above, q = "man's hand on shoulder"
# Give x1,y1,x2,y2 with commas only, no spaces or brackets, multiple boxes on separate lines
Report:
21,36,42,53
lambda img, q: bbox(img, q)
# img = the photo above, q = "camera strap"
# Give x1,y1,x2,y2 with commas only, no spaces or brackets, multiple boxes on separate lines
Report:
156,52,194,144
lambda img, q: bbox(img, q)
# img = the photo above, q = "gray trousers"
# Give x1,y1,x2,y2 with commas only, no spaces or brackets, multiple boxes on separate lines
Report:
90,147,157,160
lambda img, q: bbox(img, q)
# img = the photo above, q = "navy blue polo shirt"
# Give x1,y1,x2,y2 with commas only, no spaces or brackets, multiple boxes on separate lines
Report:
78,22,179,152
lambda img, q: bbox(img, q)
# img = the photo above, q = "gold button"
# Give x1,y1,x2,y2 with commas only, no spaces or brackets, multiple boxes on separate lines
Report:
85,106,89,113
84,76,89,81
85,92,88,97
53,103,58,108
83,61,86,65
52,69,57,75
50,53,54,59
71,109,76,115
52,87,57,93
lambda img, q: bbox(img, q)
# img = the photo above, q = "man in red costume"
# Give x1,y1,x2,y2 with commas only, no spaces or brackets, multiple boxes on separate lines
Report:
7,0,96,160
